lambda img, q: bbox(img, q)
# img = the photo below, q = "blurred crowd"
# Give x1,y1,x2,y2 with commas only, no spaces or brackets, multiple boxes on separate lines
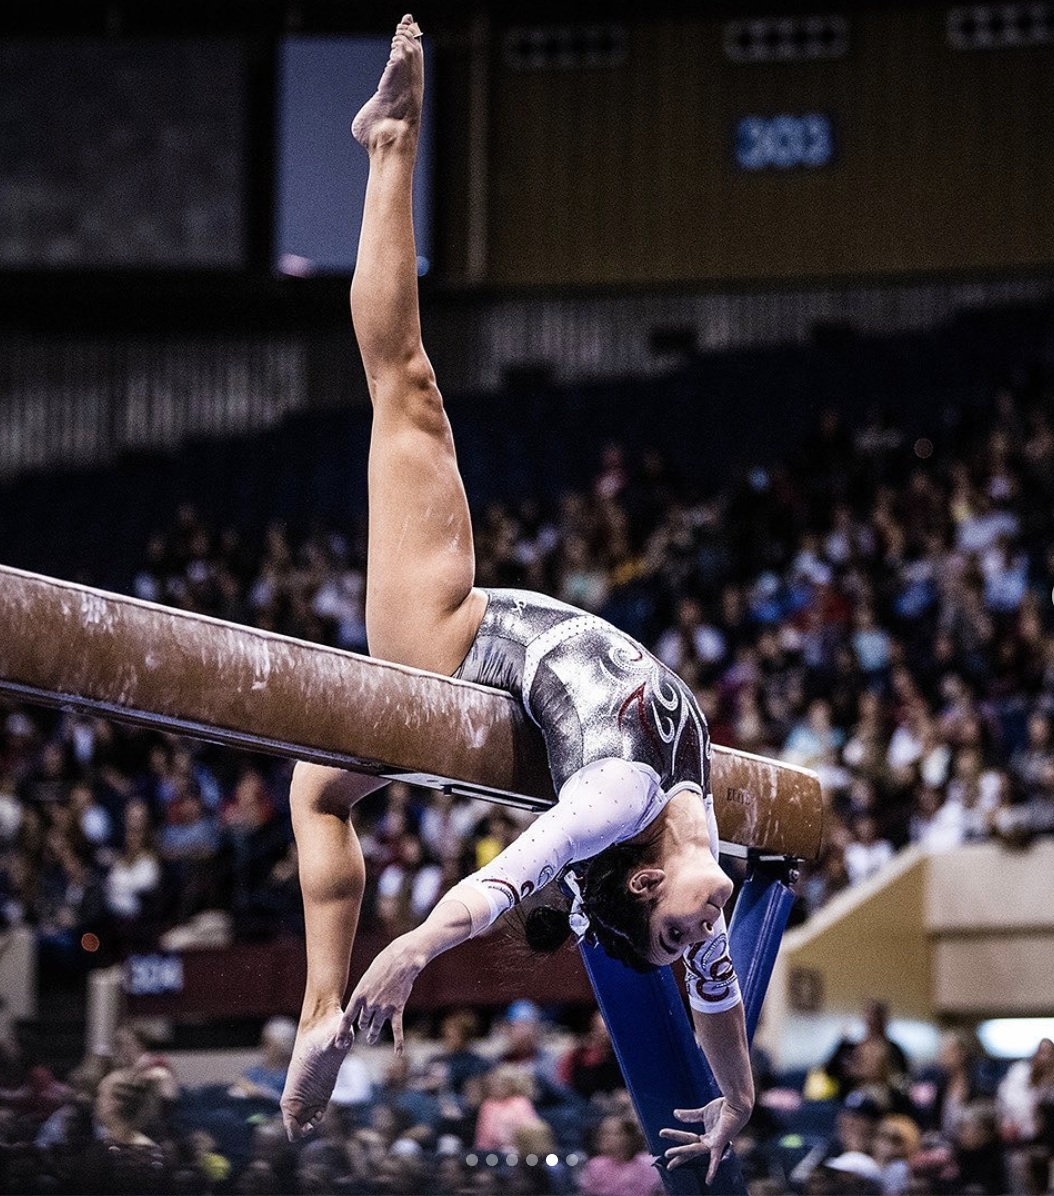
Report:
2,378,1053,959
0,1002,662,1196
1,997,1053,1194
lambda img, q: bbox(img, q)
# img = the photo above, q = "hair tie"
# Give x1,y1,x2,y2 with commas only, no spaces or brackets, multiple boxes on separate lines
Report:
564,869,591,942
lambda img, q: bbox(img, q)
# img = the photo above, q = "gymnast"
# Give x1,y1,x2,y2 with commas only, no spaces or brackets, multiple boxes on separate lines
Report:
280,15,753,1180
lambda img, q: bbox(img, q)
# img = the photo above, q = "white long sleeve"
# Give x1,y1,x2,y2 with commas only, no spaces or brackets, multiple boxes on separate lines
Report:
440,758,665,933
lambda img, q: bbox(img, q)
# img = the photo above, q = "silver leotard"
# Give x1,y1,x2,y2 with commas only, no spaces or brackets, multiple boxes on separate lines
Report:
449,590,739,1011
455,589,711,795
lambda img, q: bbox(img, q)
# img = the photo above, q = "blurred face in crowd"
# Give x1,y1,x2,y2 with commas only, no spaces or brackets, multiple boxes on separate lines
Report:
873,1115,921,1165
1032,1037,1054,1083
441,1010,477,1051
836,1108,875,1155
487,1067,515,1101
937,1032,970,1075
113,1026,145,1068
864,1000,889,1038
124,800,151,848
955,1110,995,1151
586,1010,610,1049
596,1115,641,1163
851,1039,891,1085
436,1155,469,1193
504,1017,540,1056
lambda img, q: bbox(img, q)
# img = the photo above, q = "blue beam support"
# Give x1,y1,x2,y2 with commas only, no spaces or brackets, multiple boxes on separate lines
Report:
578,858,798,1195
726,862,798,1044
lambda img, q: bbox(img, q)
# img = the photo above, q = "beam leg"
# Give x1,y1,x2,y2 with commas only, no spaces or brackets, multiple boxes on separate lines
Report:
578,941,746,1195
725,859,799,1044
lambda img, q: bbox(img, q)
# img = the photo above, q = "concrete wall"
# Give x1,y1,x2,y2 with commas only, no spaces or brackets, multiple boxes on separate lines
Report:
763,839,1054,1066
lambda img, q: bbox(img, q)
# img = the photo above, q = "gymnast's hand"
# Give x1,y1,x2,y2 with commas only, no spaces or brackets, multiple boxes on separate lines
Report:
659,1096,751,1185
338,938,421,1053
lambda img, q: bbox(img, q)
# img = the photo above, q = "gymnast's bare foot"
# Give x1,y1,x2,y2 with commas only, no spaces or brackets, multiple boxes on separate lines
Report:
352,14,424,151
280,1010,349,1141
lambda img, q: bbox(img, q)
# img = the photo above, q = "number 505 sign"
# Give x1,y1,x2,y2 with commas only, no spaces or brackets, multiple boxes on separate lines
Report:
735,114,835,171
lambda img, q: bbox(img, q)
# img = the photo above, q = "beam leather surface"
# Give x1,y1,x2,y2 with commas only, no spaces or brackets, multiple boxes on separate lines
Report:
0,566,821,858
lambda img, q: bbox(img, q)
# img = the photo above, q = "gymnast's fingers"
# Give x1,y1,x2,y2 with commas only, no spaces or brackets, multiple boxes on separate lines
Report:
707,1137,732,1185
659,1129,697,1143
282,1105,302,1141
392,1009,405,1055
368,1007,394,1045
358,1004,379,1042
664,1138,710,1171
674,1107,706,1121
336,999,362,1049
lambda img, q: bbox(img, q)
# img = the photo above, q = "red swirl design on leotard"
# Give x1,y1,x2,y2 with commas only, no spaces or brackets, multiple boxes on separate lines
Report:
617,683,665,756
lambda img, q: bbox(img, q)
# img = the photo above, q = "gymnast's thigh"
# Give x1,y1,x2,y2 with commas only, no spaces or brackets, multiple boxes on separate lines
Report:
364,394,486,675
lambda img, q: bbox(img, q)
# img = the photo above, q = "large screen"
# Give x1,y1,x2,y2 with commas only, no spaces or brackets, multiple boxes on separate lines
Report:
0,39,245,269
275,36,434,276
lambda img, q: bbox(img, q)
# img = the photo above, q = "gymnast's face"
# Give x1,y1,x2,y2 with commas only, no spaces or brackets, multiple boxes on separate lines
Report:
630,855,734,966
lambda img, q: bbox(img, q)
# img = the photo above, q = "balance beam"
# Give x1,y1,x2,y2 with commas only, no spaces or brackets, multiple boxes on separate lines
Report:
0,566,822,860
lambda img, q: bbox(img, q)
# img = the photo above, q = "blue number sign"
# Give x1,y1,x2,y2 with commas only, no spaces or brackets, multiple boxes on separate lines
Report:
735,114,834,171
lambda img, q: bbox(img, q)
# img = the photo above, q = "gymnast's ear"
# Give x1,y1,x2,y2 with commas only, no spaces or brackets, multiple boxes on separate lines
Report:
627,867,665,896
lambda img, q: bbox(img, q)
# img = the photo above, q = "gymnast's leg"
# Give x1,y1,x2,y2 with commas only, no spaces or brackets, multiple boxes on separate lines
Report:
351,13,485,675
281,764,387,1138
283,16,481,1139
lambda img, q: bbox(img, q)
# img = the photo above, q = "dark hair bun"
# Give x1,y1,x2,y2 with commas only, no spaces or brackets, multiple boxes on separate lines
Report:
523,905,572,954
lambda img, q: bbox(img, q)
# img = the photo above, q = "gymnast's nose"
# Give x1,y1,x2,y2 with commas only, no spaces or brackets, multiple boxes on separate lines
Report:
712,875,734,910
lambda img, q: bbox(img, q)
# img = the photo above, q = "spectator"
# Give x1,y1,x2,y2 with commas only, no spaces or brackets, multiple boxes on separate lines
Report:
930,1029,991,1139
222,769,289,937
809,1151,883,1195
950,1101,1007,1194
654,597,726,673
998,1037,1054,1194
69,782,113,850
159,788,221,922
578,1114,662,1196
498,1001,560,1089
93,1067,158,1148
844,815,894,886
1010,712,1054,802
104,799,161,931
229,1017,297,1103
111,1024,180,1107
376,834,443,936
243,1117,297,1194
783,700,845,772
871,1114,921,1195
35,837,105,975
474,1066,539,1151
558,1011,623,1102
422,1009,490,1097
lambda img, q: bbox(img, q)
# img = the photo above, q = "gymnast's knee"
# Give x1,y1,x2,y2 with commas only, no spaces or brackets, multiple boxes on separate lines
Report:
290,762,385,821
368,355,446,429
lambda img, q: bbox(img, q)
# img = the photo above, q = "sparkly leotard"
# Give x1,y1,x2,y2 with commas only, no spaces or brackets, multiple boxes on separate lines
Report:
447,589,740,1013
455,588,711,794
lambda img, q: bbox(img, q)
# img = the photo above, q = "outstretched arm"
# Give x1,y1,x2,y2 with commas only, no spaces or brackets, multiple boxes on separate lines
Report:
659,1003,754,1183
340,758,660,1050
